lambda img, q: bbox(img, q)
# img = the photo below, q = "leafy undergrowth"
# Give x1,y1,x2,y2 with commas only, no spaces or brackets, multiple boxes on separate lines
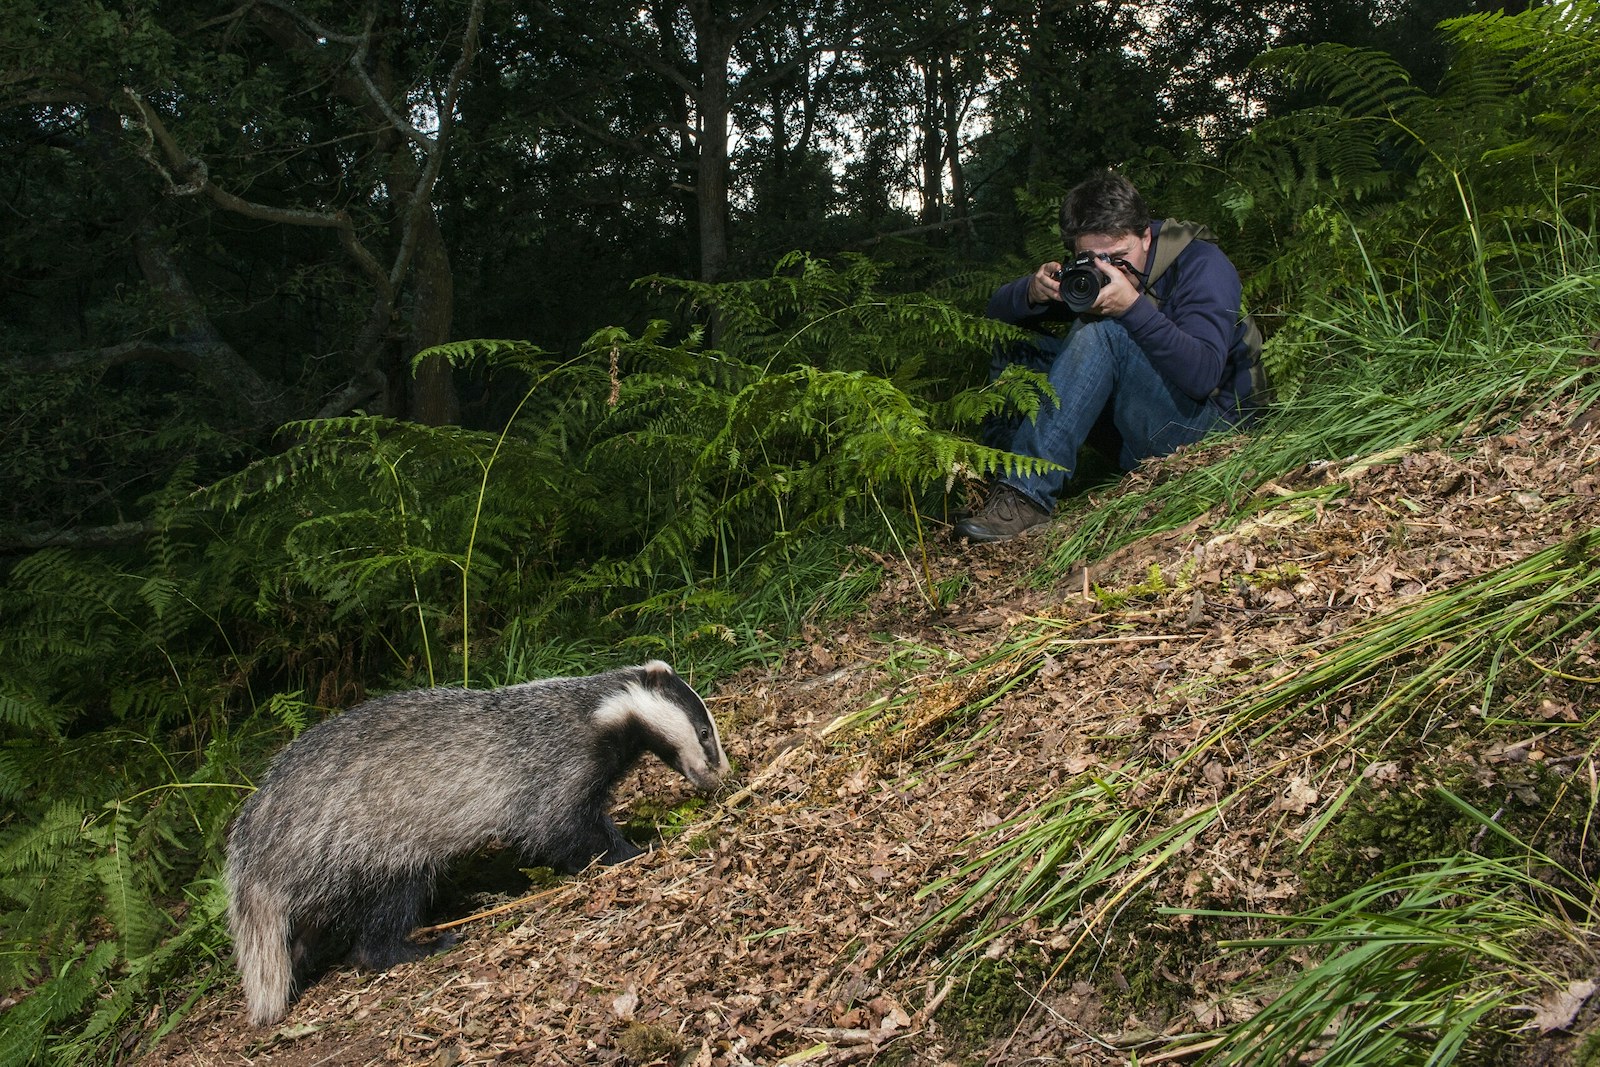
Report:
138,401,1600,1066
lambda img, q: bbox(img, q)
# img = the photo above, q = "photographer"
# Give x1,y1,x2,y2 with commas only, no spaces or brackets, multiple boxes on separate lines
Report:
956,170,1264,543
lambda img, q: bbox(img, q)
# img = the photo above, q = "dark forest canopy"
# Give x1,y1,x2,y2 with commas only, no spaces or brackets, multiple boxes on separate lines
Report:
0,0,1505,443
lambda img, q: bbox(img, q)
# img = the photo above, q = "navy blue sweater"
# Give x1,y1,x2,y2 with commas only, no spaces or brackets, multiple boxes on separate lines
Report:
986,219,1255,423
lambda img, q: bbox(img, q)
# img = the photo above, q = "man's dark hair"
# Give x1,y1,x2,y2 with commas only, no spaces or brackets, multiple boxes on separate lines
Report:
1058,170,1149,244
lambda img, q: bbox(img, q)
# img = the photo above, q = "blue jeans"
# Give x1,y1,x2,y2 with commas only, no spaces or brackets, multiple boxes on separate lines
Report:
987,321,1228,510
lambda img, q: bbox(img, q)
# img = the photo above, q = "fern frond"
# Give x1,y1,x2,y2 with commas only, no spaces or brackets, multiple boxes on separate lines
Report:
1444,0,1600,90
59,878,233,1061
0,688,64,738
0,942,118,1067
84,800,172,959
0,799,88,877
1258,44,1424,125
411,337,555,371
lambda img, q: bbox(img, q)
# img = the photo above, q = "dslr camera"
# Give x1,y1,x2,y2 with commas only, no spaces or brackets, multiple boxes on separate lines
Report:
1053,251,1133,313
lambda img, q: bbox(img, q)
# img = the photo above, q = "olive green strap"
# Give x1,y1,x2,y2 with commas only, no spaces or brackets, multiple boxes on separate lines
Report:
1148,219,1272,407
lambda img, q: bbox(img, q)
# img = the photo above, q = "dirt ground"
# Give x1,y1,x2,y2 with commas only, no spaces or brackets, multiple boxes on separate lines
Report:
137,400,1600,1066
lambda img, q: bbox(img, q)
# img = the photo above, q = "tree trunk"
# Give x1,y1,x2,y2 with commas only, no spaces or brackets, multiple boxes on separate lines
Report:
694,25,732,283
406,204,460,425
919,59,944,225
939,52,968,226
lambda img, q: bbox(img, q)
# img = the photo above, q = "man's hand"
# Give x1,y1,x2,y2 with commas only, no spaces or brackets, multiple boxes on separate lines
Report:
1088,258,1142,317
1027,262,1063,306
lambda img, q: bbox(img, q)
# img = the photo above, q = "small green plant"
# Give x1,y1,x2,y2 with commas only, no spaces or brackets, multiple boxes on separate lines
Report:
619,796,712,846
938,946,1052,1053
1092,563,1168,610
1241,562,1302,589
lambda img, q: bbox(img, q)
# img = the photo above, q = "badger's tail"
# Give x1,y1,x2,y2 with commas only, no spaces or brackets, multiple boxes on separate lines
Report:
228,877,293,1026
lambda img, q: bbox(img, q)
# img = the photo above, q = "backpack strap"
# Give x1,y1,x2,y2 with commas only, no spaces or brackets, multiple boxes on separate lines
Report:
1144,218,1211,290
1145,219,1273,412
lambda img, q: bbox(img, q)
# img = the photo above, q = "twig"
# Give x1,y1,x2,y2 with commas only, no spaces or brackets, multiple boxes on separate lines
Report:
1140,1036,1226,1063
415,884,575,935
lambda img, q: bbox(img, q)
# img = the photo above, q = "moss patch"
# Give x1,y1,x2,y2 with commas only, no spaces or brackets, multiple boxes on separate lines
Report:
939,948,1052,1053
615,1021,684,1064
1303,761,1594,905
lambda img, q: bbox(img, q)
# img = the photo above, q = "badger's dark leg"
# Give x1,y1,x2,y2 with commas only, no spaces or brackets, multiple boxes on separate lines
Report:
347,872,447,971
286,895,361,1001
595,813,645,865
290,917,340,994
536,811,643,873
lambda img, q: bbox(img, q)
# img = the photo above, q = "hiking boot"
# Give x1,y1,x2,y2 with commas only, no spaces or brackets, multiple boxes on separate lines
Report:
954,484,1052,543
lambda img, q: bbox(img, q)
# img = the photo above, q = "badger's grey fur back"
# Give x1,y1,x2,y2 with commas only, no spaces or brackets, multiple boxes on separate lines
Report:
225,660,729,1026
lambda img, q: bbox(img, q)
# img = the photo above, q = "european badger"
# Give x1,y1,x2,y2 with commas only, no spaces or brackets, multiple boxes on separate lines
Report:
225,660,729,1026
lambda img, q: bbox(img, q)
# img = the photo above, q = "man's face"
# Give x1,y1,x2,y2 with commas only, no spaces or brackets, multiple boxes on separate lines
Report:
1074,227,1152,280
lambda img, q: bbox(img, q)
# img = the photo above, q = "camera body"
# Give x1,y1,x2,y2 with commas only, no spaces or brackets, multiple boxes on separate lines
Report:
1054,251,1117,313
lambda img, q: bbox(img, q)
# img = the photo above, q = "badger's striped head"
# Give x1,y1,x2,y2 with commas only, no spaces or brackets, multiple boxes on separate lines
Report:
594,661,730,791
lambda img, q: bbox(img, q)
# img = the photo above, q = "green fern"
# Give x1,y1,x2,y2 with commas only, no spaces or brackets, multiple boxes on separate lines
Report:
569,334,1052,601
58,878,232,1063
1444,1,1600,100
0,942,118,1067
86,800,173,961
1219,2,1600,388
0,689,63,739
392,256,1058,626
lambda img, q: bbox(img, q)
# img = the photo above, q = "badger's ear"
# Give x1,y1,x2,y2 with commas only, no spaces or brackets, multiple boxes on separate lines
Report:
639,660,675,680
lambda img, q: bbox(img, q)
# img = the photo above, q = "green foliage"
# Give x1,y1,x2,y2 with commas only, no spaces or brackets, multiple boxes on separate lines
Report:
0,742,242,979
0,942,118,1067
1442,1,1600,169
189,258,1055,685
1187,804,1594,1066
205,409,574,687
0,726,244,1061
0,255,1050,1055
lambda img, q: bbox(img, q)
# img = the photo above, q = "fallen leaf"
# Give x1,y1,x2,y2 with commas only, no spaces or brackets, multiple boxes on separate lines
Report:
1362,760,1401,783
1525,979,1597,1032
1280,777,1319,814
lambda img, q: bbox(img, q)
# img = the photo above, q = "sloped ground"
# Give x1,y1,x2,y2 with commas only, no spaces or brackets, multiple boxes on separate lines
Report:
141,401,1600,1066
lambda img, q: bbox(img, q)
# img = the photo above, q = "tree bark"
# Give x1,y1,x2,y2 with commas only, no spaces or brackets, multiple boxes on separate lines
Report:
689,0,736,284
939,52,969,227
919,59,944,225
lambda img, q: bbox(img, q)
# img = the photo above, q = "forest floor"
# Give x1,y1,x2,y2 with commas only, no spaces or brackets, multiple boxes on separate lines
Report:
140,399,1600,1066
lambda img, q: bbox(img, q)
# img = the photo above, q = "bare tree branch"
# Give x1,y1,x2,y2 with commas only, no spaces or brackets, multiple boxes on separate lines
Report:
118,89,391,297
386,0,484,294
0,521,157,553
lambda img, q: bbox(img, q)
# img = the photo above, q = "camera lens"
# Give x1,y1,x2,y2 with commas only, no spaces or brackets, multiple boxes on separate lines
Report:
1058,257,1103,313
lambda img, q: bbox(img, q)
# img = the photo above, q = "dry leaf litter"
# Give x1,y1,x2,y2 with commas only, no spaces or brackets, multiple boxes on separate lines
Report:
140,400,1600,1066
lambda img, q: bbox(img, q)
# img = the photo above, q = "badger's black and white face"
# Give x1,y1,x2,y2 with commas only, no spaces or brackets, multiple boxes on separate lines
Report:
594,661,730,791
